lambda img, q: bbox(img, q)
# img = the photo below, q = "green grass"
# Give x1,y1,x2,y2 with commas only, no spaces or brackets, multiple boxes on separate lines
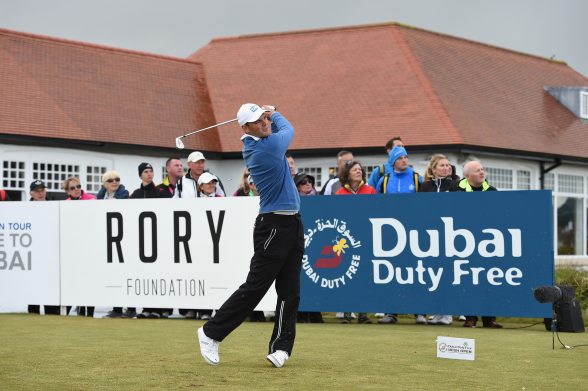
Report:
1,314,587,390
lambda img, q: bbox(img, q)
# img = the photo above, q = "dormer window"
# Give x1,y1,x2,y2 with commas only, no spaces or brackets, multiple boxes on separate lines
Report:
581,91,588,119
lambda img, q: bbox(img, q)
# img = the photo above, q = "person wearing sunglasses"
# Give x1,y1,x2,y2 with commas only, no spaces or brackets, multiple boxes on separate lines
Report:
63,177,96,201
96,170,129,200
96,170,130,318
294,173,317,196
63,176,96,317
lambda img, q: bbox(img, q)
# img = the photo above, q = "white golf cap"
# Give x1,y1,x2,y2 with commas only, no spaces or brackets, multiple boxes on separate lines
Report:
187,151,206,163
197,172,218,186
237,103,267,126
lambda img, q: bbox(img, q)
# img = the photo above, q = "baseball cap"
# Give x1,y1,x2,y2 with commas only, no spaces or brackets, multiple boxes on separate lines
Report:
237,103,268,126
197,172,218,186
30,179,46,191
187,151,206,163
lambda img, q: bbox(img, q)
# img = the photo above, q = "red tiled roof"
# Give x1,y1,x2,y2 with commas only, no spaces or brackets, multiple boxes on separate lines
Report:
0,28,218,152
2,24,588,160
189,23,588,159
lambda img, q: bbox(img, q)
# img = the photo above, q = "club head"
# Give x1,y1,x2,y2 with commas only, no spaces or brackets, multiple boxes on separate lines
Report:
175,137,185,149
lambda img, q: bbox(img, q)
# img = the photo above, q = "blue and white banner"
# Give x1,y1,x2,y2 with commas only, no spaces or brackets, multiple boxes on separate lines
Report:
0,191,555,316
0,202,60,306
298,191,554,317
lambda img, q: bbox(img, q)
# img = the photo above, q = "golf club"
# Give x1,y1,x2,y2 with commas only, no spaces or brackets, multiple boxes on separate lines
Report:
175,118,238,149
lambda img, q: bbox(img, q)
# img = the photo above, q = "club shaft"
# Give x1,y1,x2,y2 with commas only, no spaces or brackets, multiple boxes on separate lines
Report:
179,118,237,139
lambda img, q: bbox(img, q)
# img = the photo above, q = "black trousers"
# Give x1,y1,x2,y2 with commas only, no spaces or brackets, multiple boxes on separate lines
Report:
203,213,304,356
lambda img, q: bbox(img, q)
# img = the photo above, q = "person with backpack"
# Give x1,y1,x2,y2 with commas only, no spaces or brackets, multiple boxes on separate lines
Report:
376,146,423,325
367,136,404,189
375,146,422,194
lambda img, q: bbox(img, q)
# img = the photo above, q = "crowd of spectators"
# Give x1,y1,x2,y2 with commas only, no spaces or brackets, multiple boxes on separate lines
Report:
1,139,502,328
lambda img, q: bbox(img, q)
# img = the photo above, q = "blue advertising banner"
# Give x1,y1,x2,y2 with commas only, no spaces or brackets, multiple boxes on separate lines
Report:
298,190,553,318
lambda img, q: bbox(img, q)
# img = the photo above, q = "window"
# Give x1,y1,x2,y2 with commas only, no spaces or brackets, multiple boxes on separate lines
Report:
365,165,378,178
86,165,107,192
558,174,584,194
33,162,79,191
1,160,26,190
299,167,323,188
557,196,584,255
485,167,513,190
516,170,531,190
161,166,167,182
580,91,588,120
544,173,554,190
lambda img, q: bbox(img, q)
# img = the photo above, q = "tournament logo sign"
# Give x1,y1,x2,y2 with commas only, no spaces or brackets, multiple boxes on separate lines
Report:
302,218,362,289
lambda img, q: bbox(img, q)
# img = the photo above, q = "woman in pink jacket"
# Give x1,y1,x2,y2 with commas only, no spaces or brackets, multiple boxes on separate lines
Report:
64,177,96,201
63,176,96,317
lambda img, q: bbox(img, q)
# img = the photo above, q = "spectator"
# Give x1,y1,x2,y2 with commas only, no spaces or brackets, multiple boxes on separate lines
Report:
130,163,172,319
174,151,225,198
130,163,170,199
63,177,96,317
174,153,220,320
233,168,252,196
375,146,422,194
246,175,259,196
286,153,297,177
336,160,376,196
0,189,11,201
198,173,222,197
96,171,131,318
294,172,317,196
96,170,129,200
157,157,184,197
451,160,502,329
374,147,423,324
27,180,62,315
64,177,96,201
335,160,374,324
294,172,323,324
320,150,354,195
29,179,52,201
419,154,455,326
367,136,404,189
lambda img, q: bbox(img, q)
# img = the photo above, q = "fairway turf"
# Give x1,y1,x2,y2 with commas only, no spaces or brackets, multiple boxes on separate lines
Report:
1,314,587,390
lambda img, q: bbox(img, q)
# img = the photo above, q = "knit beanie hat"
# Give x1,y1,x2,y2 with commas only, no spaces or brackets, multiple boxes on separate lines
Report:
138,162,153,176
389,146,408,164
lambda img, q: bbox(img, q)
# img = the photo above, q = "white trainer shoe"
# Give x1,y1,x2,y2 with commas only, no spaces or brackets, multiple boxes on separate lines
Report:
197,327,220,365
416,315,427,324
266,350,289,368
438,315,453,325
428,315,441,325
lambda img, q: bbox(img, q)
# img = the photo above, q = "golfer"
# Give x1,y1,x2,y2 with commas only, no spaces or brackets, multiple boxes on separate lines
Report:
198,103,304,368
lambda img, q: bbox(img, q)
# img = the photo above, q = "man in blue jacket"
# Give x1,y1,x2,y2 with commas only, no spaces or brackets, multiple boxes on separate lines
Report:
198,103,303,369
375,146,422,194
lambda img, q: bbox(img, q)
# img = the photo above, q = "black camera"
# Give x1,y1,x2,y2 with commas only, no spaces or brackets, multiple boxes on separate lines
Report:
533,285,576,304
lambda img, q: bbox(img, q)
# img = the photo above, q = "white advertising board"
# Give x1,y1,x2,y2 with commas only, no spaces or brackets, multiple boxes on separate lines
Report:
60,197,278,310
0,202,60,305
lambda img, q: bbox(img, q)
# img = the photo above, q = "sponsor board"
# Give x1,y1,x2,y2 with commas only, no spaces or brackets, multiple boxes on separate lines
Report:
0,202,60,305
299,191,553,317
59,197,277,309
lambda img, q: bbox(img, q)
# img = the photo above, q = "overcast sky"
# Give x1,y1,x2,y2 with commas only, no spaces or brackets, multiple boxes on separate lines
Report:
1,0,587,77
